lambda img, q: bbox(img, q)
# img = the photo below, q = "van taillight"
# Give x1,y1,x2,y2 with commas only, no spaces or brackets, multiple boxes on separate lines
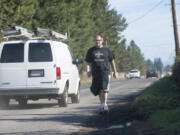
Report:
56,67,61,80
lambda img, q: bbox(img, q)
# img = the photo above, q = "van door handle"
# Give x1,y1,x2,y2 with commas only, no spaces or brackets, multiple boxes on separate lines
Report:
40,81,53,84
63,72,69,74
1,82,10,85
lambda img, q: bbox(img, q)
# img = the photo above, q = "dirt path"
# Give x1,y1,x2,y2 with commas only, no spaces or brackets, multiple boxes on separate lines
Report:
0,79,156,135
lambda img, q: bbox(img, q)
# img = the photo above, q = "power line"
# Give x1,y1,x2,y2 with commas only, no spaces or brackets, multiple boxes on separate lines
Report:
129,0,165,24
141,44,174,47
129,42,175,47
165,3,180,6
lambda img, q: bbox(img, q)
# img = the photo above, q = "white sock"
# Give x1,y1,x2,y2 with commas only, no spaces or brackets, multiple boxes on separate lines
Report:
103,103,107,107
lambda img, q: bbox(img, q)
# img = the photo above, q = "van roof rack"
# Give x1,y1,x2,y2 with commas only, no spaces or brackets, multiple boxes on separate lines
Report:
1,26,67,41
1,26,34,40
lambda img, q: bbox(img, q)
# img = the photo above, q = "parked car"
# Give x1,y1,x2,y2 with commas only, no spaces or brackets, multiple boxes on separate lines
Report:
0,39,82,107
146,69,158,78
128,69,141,79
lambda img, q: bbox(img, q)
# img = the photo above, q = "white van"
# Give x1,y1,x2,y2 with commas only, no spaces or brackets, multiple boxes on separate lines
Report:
0,39,82,107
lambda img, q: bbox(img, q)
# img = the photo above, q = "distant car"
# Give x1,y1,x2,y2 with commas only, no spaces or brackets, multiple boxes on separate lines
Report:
128,69,140,79
146,70,158,78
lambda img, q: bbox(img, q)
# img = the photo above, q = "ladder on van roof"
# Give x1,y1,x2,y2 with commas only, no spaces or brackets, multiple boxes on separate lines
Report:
35,28,67,40
1,26,67,41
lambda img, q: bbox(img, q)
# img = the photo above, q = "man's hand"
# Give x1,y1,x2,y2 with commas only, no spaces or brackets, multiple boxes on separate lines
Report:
87,71,91,77
113,72,119,79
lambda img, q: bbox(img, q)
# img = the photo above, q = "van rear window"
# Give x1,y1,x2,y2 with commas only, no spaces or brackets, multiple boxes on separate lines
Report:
0,43,24,63
29,43,53,62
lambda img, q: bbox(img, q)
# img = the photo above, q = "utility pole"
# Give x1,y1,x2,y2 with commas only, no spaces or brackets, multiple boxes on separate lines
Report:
171,0,180,56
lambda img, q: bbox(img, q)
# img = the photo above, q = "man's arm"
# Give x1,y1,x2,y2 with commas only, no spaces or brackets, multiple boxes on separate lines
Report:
86,62,92,77
110,59,118,79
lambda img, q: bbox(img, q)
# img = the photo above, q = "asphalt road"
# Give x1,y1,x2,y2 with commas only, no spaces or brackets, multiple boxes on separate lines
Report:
0,78,157,135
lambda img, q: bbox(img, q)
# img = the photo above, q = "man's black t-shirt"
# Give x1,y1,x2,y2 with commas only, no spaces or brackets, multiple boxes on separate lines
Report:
85,46,114,76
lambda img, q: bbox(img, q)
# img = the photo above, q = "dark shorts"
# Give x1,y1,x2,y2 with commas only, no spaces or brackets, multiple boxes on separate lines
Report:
90,73,110,96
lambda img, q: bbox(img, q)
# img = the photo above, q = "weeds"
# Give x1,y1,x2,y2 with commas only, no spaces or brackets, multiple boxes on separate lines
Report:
134,77,180,132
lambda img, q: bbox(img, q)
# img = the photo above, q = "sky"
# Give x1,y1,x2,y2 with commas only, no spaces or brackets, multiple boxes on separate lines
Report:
108,0,180,66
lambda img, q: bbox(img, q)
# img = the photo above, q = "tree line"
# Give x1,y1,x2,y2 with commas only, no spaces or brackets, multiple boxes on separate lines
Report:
0,0,163,74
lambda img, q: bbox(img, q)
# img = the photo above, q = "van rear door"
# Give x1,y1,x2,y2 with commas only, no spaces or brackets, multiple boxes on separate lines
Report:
0,43,26,88
27,41,56,88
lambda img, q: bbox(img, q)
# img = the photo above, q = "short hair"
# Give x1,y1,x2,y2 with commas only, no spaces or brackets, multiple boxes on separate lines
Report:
95,33,103,39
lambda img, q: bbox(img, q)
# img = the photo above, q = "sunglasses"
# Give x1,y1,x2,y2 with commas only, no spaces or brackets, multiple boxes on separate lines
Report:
95,40,102,41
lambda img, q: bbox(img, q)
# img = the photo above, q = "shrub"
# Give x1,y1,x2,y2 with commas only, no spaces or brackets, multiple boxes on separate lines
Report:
133,77,180,132
135,77,180,119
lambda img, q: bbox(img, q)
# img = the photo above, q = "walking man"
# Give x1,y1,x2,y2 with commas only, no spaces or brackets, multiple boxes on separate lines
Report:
85,34,118,113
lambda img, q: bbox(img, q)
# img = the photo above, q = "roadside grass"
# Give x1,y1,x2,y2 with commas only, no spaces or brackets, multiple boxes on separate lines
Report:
134,77,180,132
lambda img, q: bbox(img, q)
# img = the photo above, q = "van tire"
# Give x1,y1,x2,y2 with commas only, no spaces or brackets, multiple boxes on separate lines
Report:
0,97,9,108
71,85,80,104
58,84,68,107
18,98,28,106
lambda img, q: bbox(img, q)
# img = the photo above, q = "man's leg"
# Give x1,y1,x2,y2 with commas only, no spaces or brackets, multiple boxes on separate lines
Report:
99,74,110,113
99,91,108,105
99,91,109,113
99,94,103,104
